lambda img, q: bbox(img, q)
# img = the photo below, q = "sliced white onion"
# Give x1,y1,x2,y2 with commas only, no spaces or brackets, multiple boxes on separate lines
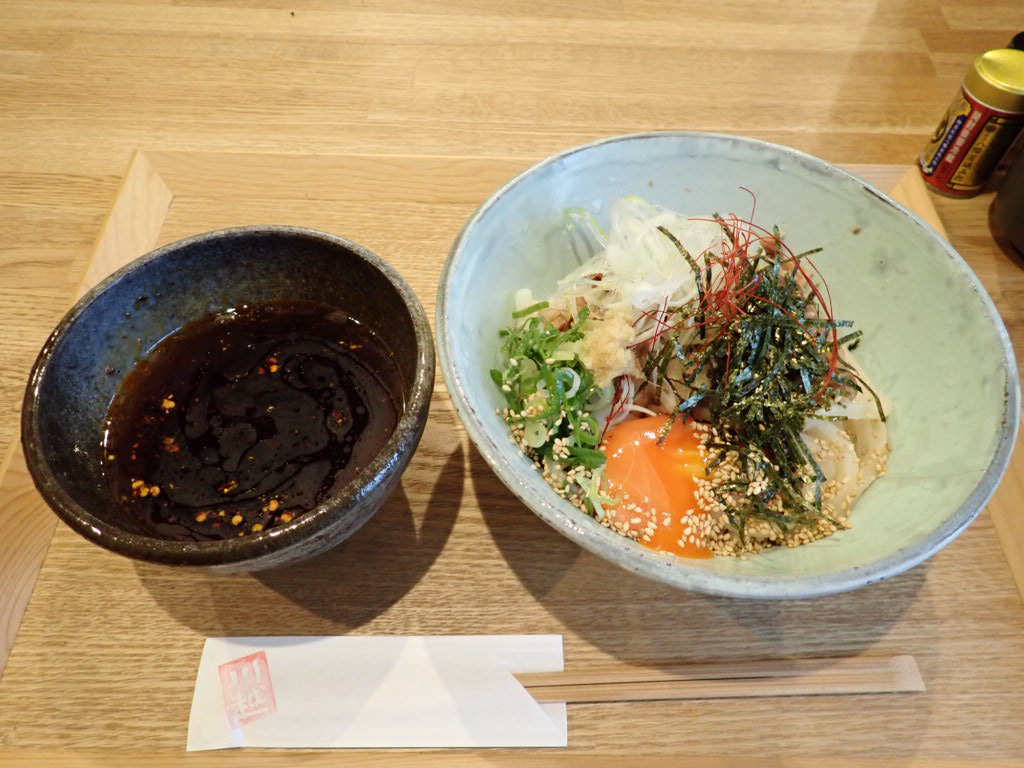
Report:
554,197,729,316
626,404,658,417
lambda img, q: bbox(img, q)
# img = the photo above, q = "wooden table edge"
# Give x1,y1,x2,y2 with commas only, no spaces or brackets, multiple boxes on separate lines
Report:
0,750,1020,767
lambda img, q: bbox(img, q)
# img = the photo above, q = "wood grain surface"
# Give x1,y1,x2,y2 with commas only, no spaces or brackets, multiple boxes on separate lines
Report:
1,1,1023,764
0,753,1019,768
0,150,173,669
0,156,1022,765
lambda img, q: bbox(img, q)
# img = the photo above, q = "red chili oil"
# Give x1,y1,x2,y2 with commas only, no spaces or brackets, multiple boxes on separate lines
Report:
101,300,403,541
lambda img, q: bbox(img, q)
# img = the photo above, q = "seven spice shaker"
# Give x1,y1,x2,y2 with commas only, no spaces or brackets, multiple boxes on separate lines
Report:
919,48,1024,197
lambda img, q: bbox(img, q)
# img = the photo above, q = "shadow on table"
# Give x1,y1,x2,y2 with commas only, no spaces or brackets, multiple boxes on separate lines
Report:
470,443,926,665
135,443,464,635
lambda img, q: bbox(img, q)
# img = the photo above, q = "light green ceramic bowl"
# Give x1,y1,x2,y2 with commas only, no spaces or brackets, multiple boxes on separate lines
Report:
437,132,1019,599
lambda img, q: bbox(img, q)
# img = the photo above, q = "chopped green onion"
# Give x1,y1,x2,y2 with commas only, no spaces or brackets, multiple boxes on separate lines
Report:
512,301,550,319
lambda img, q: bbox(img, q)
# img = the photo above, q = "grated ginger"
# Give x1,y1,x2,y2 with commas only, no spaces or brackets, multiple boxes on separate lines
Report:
579,306,638,387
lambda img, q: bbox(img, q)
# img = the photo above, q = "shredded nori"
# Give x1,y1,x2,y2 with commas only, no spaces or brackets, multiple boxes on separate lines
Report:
654,220,884,535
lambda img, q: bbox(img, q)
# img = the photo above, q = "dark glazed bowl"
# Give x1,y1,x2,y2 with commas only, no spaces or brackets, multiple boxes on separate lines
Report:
22,226,434,572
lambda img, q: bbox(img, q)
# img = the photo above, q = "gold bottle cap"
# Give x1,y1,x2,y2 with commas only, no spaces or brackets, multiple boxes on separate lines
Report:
965,49,1024,113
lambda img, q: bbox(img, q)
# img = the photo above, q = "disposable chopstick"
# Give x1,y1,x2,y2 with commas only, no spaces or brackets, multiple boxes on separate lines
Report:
515,655,924,703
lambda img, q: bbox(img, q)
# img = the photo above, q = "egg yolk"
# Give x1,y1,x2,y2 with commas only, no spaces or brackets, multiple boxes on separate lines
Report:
601,414,711,558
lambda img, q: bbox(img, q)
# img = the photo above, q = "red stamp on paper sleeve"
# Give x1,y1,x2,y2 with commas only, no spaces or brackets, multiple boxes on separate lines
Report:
218,651,277,727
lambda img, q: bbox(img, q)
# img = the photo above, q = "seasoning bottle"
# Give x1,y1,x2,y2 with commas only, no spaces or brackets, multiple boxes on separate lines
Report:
993,149,1024,256
919,49,1024,197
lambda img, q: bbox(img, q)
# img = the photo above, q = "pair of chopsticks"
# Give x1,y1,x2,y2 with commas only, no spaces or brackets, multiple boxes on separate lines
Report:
515,655,924,703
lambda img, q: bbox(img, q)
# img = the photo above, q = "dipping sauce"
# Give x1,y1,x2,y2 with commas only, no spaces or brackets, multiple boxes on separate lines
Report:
102,300,403,541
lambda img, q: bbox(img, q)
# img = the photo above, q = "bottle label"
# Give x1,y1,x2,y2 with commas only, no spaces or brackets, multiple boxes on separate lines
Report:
919,86,1024,196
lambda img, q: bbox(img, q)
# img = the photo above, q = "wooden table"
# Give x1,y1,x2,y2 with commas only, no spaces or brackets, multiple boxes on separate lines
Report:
1,2,1023,765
